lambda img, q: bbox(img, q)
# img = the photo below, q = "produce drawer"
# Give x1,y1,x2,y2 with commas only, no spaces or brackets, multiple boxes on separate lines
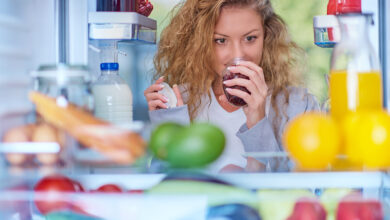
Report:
0,170,389,220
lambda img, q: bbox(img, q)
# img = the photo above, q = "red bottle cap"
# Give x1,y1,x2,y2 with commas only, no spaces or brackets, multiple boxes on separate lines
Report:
327,0,361,15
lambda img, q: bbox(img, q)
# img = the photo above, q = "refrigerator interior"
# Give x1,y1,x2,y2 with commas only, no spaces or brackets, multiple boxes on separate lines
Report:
0,0,389,219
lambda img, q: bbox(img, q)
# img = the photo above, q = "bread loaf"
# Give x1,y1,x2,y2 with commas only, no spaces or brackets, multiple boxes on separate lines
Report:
29,91,146,164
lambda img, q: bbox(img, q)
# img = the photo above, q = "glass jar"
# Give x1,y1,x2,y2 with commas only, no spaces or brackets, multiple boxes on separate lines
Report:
31,64,93,167
222,57,250,107
32,64,93,110
329,13,382,122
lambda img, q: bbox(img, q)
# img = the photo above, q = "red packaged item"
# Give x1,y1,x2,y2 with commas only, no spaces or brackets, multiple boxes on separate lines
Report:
97,0,138,12
138,0,153,17
327,0,361,15
337,193,383,220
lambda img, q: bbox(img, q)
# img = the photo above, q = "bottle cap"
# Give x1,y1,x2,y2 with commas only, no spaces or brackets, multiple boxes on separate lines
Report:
100,63,119,71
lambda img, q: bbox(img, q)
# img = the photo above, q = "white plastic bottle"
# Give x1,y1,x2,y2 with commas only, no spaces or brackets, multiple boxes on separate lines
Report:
92,62,133,125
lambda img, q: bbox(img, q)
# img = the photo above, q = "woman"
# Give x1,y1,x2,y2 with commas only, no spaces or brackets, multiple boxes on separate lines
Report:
144,0,319,172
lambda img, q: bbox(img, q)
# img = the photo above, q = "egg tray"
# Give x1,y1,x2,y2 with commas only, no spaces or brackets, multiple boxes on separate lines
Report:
0,142,65,167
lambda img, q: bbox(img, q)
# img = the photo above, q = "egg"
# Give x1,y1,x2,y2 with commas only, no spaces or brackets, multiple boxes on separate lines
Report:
36,153,59,165
31,123,58,142
32,123,60,165
2,124,35,166
3,126,30,142
5,154,28,166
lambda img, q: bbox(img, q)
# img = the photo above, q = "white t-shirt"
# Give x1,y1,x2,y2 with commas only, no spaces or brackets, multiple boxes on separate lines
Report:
194,89,248,171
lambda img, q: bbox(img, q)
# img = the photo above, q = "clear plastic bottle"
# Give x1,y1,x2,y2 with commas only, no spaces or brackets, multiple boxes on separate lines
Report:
329,13,382,122
92,62,133,125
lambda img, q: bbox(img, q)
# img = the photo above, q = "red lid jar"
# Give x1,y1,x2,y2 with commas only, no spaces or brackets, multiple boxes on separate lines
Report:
327,0,361,15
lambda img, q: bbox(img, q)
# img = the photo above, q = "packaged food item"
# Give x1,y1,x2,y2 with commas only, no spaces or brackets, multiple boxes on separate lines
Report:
137,0,154,17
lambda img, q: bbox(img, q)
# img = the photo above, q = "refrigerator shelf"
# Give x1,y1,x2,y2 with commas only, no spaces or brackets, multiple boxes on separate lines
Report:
88,12,156,44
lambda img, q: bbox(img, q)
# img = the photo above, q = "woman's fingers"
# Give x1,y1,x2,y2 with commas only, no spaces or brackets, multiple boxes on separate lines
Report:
240,61,267,92
224,61,267,128
148,99,168,110
225,88,252,105
144,83,164,95
144,77,183,110
223,77,257,95
238,61,265,82
228,65,264,93
145,92,168,103
155,76,165,84
144,77,168,111
173,84,183,106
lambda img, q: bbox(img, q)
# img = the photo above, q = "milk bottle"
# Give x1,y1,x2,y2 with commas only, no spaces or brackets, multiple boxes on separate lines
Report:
92,63,133,125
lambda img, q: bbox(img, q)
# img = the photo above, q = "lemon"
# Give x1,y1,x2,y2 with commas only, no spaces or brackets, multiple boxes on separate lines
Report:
343,111,390,169
342,112,364,164
283,112,340,170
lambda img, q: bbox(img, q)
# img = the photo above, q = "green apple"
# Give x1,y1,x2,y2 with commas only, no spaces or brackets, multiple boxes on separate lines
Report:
149,122,184,160
166,123,225,168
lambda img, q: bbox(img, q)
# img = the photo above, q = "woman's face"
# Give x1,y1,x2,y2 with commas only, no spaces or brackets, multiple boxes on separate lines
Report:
212,6,264,77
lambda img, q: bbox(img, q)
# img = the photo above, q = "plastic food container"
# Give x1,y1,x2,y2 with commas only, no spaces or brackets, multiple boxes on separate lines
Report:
313,15,340,48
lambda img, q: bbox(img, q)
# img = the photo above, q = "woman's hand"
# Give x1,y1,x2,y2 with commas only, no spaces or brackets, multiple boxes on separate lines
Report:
218,157,266,173
144,77,184,111
245,157,266,172
172,84,184,107
222,61,268,129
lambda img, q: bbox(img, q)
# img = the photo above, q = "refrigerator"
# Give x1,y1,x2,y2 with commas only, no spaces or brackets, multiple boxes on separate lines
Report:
0,0,390,219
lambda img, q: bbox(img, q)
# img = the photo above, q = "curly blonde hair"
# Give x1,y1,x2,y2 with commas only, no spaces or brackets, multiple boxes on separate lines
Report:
154,0,303,122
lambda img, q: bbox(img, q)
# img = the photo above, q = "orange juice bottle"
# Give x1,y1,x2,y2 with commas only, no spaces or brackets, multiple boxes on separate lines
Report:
329,13,382,123
329,70,382,122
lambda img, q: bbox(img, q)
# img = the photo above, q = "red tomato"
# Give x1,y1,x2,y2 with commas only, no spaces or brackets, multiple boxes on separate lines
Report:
95,184,122,193
34,175,79,215
73,180,85,192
